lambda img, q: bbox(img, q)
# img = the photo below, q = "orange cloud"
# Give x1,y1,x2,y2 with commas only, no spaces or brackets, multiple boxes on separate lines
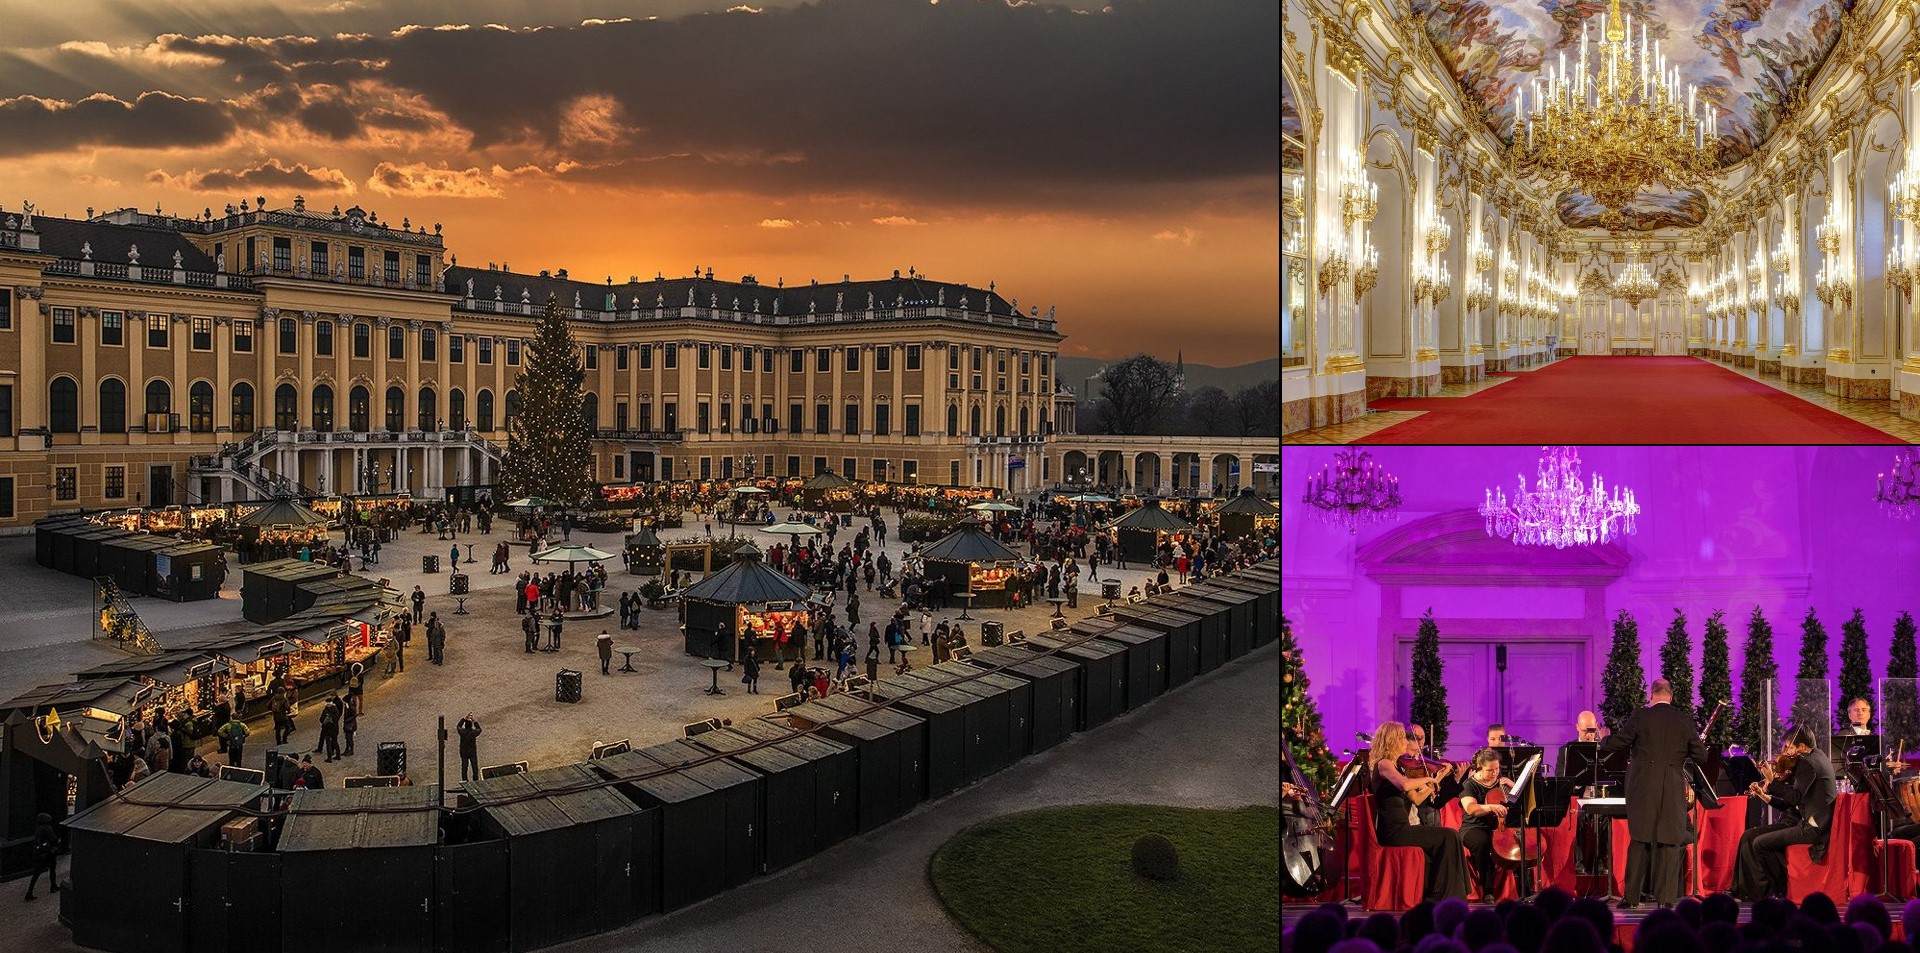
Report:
148,158,355,193
366,161,502,198
871,215,924,226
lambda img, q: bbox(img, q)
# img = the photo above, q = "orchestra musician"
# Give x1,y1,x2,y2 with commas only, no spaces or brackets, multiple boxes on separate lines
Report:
1487,723,1509,748
1733,728,1835,901
1406,722,1461,823
1600,678,1707,908
1457,748,1520,897
1369,720,1469,901
1840,698,1874,736
1574,710,1603,743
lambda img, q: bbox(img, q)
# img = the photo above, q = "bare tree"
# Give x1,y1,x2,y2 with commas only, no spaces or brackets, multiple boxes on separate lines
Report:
1233,380,1280,436
1184,386,1236,435
1093,354,1182,434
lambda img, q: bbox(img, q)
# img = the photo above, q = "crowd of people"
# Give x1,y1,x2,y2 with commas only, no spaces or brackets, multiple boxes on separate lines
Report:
1288,889,1920,953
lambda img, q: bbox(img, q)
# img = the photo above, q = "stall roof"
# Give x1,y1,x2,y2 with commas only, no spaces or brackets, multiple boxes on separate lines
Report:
465,762,637,836
625,524,662,549
680,544,812,605
239,497,330,528
688,725,808,777
0,677,146,717
106,535,174,554
1106,499,1196,532
72,650,223,686
66,772,267,843
803,470,855,491
726,713,853,761
156,539,224,557
1215,490,1278,516
920,525,1019,563
243,558,344,585
595,749,715,804
277,785,441,851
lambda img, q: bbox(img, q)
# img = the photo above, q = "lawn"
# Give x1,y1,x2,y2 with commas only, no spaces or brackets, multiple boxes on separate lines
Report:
927,803,1280,953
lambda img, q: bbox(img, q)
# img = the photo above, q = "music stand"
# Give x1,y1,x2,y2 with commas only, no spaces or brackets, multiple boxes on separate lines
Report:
1496,745,1545,783
1325,759,1367,903
1840,733,1882,766
1683,759,1721,898
1861,759,1904,902
1509,754,1545,900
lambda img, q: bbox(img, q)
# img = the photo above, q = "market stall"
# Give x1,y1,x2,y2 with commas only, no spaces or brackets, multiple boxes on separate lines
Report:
1214,488,1279,541
637,740,764,888
623,523,664,575
149,540,226,601
800,470,856,513
918,524,1024,609
276,785,440,953
463,762,647,950
35,514,87,571
1069,620,1168,710
678,543,814,663
1169,581,1262,659
97,534,170,595
1022,632,1128,732
237,497,332,561
70,524,131,580
724,718,859,855
241,559,341,623
684,725,815,874
919,661,1030,769
592,748,729,912
1105,498,1197,564
1111,602,1206,688
779,695,928,833
71,651,229,740
862,675,972,798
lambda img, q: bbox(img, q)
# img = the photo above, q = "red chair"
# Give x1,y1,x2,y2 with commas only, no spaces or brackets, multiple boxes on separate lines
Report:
1351,794,1427,910
1788,793,1874,902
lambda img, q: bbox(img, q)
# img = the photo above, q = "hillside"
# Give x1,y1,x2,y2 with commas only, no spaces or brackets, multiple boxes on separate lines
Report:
1057,356,1278,396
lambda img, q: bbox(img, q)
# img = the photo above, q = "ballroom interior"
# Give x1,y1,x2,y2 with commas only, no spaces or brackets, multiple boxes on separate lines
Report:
1282,0,1920,443
1284,445,1920,761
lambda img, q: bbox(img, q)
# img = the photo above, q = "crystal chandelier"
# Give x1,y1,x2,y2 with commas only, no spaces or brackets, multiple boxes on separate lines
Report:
1613,242,1659,308
1877,450,1920,519
1302,449,1402,533
1481,446,1640,548
1513,0,1716,212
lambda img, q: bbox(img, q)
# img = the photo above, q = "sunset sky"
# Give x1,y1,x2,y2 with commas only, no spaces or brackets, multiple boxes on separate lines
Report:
0,0,1279,365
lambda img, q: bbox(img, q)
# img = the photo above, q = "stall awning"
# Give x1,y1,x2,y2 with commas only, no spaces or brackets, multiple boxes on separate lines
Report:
72,651,225,687
679,544,812,605
239,497,330,528
1106,499,1196,532
0,677,146,719
919,525,1020,563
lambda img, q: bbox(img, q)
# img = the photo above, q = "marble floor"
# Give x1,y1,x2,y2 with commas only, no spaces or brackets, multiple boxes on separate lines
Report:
1284,356,1920,444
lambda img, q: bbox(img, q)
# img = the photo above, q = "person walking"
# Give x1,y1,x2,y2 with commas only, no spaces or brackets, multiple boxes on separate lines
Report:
21,813,60,901
221,713,249,768
341,699,358,756
742,650,761,694
272,691,294,746
319,696,342,762
411,585,426,623
598,629,614,675
523,612,539,654
426,612,444,665
919,609,932,646
457,714,482,782
865,638,880,683
515,572,530,613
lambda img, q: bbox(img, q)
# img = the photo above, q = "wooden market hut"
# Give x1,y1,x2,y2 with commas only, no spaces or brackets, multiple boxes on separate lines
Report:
1214,488,1279,541
1105,498,1196,563
801,470,857,513
678,543,813,662
623,522,664,575
919,524,1023,609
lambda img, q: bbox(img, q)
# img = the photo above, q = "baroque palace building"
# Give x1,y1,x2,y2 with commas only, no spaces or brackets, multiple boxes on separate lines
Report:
0,197,1075,528
1284,0,1920,439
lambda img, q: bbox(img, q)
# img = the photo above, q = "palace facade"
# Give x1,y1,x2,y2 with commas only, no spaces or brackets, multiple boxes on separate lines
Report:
0,198,1075,528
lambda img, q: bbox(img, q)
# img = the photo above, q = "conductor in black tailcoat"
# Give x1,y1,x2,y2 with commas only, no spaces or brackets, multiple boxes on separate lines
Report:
1600,678,1707,908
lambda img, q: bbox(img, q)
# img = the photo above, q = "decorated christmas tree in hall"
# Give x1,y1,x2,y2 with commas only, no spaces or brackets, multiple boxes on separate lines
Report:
1600,609,1646,734
1280,614,1337,793
1409,609,1449,754
1734,606,1780,754
497,296,594,506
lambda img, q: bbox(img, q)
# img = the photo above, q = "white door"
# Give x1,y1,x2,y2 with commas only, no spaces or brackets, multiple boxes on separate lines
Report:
1654,299,1687,355
1579,298,1611,355
1395,639,1589,762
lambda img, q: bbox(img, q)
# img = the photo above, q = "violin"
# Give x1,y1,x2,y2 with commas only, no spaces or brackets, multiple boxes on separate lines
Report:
1396,753,1447,804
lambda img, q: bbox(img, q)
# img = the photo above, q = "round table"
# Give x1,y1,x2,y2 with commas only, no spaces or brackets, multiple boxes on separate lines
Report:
1047,596,1068,618
465,543,477,564
618,648,642,673
701,658,731,695
957,593,976,621
895,643,917,674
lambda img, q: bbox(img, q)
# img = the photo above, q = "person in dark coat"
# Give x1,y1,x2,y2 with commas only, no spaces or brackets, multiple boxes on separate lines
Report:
1734,727,1835,900
457,715,482,781
1600,678,1708,907
598,630,614,675
22,813,60,900
523,611,539,654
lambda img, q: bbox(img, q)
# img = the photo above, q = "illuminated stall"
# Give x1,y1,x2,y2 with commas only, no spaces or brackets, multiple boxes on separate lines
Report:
1105,498,1196,563
1214,488,1279,541
679,544,814,662
624,523,665,575
918,524,1023,609
801,470,857,513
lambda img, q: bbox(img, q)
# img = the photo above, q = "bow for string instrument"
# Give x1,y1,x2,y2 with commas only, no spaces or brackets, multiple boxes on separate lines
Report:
1396,752,1450,804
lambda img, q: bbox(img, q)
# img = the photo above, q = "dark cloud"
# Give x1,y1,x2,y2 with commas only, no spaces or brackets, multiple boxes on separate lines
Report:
0,90,234,157
147,158,354,192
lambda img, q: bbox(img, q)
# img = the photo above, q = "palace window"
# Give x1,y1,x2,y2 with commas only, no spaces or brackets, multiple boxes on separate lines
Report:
383,250,401,284
904,404,920,437
348,246,365,279
103,310,122,346
585,345,598,370
506,339,521,366
232,320,253,353
388,325,405,360
741,348,753,372
639,344,653,369
790,349,804,373
476,390,494,431
720,345,732,371
311,241,328,274
662,402,677,431
273,237,291,271
275,384,298,430
788,402,804,434
663,344,678,369
815,403,830,435
232,382,254,433
51,307,75,344
99,379,125,433
147,313,169,349
478,337,493,364
845,348,861,373
0,478,13,518
0,288,11,329
316,320,333,356
874,404,890,436
904,345,921,370
816,348,830,373
948,346,960,370
448,389,465,430
49,378,77,433
421,327,436,361
55,467,76,501
191,316,213,351
353,322,370,358
698,343,711,370
616,345,629,370
697,401,711,435
104,466,125,500
415,254,432,287
0,384,12,435
189,381,214,432
844,403,860,434
875,346,891,372
449,334,464,363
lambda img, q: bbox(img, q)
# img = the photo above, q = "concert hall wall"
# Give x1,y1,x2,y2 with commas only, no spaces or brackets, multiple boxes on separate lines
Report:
1283,446,1920,760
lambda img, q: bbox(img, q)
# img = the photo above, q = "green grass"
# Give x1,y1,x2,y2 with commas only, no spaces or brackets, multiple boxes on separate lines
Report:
928,803,1280,953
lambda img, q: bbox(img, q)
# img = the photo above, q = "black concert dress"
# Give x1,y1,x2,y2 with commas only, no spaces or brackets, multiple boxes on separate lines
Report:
1374,763,1469,901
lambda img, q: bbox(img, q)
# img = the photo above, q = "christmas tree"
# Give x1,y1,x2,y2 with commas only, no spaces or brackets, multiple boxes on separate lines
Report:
1280,615,1337,793
1659,609,1694,713
1409,609,1449,754
1700,609,1734,751
1837,608,1873,730
498,297,594,506
1600,610,1647,734
1887,612,1919,749
1789,608,1830,734
1734,606,1780,754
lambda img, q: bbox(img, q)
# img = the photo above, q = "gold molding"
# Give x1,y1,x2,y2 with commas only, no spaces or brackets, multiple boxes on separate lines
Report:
1414,347,1439,361
1323,354,1367,374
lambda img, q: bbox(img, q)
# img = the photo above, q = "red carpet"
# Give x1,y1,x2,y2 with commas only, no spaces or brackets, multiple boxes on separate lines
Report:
1359,357,1899,444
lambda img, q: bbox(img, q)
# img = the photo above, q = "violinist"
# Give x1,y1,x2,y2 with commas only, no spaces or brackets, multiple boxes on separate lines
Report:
1406,722,1461,824
1600,678,1706,908
1732,728,1834,901
1369,720,1469,901
1458,748,1520,897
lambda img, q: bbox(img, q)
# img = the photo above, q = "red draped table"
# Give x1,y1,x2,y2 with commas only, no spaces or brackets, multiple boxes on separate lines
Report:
1537,795,1748,898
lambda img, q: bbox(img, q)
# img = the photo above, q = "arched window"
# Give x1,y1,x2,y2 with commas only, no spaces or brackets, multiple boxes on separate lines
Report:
385,385,404,432
348,386,370,432
49,377,78,434
146,381,172,432
275,383,299,430
994,405,1006,437
189,381,214,433
449,388,466,431
312,384,335,432
232,382,255,433
946,403,959,437
477,389,494,432
582,392,599,432
1018,406,1029,437
418,387,437,432
98,378,126,434
969,404,982,437
504,390,522,430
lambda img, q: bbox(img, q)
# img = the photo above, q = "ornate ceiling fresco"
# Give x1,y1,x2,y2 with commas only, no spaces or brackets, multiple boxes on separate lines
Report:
1557,185,1710,229
1412,0,1852,228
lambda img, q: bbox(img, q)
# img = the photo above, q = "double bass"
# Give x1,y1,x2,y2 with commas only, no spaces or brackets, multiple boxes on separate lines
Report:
1282,733,1336,897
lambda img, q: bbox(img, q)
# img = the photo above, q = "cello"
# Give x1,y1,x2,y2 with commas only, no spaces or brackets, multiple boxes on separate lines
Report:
1281,733,1336,897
